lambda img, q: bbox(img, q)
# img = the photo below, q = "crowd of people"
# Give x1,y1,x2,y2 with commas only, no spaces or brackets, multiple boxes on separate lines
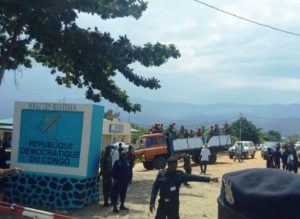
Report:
0,136,12,149
265,143,298,173
147,123,230,138
0,136,11,168
100,142,136,213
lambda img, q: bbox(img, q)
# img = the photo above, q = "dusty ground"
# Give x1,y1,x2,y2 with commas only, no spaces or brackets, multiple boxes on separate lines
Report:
1,153,267,219
66,152,266,219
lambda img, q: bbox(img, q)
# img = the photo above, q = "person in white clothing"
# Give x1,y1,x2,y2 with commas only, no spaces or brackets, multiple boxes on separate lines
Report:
200,144,211,174
111,146,120,167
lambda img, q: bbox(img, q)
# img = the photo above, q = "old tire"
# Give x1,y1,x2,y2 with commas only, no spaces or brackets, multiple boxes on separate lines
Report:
251,152,255,159
209,154,217,164
229,154,234,159
143,161,154,170
153,156,167,170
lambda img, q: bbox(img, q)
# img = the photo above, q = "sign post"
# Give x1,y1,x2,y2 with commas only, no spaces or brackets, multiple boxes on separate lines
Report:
4,102,104,209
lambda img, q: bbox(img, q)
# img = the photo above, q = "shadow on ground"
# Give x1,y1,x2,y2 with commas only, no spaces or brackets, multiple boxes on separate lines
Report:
66,178,155,218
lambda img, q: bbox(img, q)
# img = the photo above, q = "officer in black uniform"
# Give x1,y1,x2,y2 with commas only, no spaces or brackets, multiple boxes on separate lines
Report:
112,151,132,213
183,154,192,186
149,157,219,219
100,146,113,207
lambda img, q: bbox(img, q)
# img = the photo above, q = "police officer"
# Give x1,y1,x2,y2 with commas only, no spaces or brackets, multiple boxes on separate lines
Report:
183,154,192,186
100,146,113,207
265,147,274,168
112,151,132,213
149,157,218,219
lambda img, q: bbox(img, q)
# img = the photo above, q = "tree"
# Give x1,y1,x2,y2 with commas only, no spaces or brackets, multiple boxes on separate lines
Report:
104,109,120,121
0,1,180,113
284,134,300,144
131,123,148,143
263,130,281,142
230,117,260,144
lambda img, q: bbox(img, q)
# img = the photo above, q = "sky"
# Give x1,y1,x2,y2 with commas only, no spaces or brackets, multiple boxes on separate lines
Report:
1,0,300,117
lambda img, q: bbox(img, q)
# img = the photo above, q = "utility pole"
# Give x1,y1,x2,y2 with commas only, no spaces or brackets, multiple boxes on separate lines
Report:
239,113,242,141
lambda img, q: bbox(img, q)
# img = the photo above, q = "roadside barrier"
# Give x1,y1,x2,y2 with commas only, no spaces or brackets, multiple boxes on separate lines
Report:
0,201,78,219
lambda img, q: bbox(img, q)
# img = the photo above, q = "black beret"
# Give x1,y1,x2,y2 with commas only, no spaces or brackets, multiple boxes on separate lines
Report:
167,157,178,163
218,168,300,219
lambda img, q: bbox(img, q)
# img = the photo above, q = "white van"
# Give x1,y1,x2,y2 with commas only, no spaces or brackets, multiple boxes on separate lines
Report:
229,141,256,159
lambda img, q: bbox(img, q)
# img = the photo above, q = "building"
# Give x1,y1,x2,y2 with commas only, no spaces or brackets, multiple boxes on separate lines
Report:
101,118,132,148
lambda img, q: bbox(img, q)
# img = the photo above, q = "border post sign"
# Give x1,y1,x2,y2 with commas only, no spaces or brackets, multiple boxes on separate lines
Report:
4,102,104,209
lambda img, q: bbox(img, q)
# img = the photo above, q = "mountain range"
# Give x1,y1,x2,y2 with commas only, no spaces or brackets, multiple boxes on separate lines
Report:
1,97,300,136
120,98,300,136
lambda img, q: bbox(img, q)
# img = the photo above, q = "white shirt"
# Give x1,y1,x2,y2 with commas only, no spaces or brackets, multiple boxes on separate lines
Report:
111,148,119,167
287,154,294,164
201,147,211,161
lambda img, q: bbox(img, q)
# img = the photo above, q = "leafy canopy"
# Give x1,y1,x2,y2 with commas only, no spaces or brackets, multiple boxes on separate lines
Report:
0,0,180,112
230,117,261,144
104,109,120,121
263,130,281,142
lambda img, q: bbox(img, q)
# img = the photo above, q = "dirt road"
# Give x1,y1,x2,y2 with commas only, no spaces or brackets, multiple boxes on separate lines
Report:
63,153,266,219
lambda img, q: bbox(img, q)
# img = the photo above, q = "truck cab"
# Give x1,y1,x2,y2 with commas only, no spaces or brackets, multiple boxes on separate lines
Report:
135,133,169,170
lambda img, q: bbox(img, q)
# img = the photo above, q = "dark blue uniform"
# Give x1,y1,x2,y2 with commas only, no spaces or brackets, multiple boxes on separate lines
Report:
112,159,132,208
150,170,210,219
101,151,113,206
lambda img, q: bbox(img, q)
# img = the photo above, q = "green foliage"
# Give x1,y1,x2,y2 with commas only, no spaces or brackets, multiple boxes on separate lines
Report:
284,135,300,144
104,109,120,121
0,0,180,113
230,117,260,144
262,130,281,142
131,123,147,143
231,136,239,144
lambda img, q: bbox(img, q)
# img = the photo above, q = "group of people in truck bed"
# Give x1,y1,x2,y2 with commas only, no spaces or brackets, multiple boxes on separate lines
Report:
146,122,230,139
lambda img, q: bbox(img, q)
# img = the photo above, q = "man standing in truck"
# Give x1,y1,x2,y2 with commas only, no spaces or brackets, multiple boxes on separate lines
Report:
166,123,176,154
149,157,218,219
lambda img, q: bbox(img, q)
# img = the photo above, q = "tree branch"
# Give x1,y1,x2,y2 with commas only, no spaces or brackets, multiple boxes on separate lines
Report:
0,19,23,85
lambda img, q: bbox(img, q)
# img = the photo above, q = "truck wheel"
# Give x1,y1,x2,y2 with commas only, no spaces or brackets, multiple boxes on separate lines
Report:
244,152,249,159
229,154,234,159
209,154,217,164
153,156,167,170
143,161,154,170
251,153,255,159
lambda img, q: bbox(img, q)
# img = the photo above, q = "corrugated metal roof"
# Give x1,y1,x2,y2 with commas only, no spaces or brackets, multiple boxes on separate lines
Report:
0,118,13,125
131,128,141,133
0,125,13,130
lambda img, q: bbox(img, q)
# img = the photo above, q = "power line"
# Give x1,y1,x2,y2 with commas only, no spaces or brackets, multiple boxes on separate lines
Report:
193,0,300,37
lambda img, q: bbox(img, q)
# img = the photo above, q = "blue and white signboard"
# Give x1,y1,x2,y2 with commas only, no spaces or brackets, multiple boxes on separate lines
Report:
11,102,104,177
6,102,103,209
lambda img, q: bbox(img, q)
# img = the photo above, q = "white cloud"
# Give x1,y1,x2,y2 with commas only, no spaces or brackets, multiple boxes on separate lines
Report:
3,0,300,109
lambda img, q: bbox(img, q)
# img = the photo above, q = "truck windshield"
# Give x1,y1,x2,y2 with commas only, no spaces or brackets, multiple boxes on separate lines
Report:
136,136,158,149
